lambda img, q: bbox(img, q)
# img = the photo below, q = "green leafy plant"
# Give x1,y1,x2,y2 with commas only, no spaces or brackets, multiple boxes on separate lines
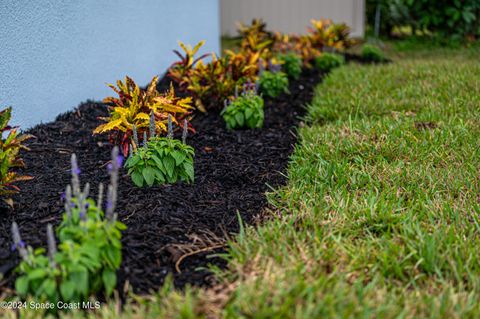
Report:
278,52,303,80
0,106,33,205
314,52,345,72
12,147,125,306
257,70,289,98
125,115,194,187
367,0,480,40
222,83,264,130
94,76,193,156
361,44,385,62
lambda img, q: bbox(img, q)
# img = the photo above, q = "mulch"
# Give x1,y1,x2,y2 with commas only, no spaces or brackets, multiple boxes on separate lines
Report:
0,67,325,295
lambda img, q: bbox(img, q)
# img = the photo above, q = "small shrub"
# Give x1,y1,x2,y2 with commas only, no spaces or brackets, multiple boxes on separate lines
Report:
314,53,345,72
12,147,125,306
125,115,194,187
0,106,33,204
367,0,480,40
258,71,289,98
361,44,385,62
278,52,303,80
94,76,193,156
222,83,264,130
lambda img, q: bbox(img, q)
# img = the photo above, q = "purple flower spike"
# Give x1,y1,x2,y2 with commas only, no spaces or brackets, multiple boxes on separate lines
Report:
85,202,90,209
117,155,124,167
71,154,81,196
106,147,119,221
11,222,28,261
60,192,66,201
79,212,86,219
107,163,113,171
10,240,26,253
46,224,57,268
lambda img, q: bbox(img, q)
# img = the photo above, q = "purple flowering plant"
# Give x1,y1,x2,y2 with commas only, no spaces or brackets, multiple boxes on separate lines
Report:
221,82,264,130
124,113,195,187
257,62,290,98
12,147,126,305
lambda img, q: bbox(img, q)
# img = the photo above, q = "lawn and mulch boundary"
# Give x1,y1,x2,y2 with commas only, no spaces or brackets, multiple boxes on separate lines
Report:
3,44,480,318
0,68,326,296
53,45,480,318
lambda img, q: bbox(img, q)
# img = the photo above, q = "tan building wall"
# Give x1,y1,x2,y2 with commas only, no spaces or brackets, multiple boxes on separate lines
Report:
221,0,365,37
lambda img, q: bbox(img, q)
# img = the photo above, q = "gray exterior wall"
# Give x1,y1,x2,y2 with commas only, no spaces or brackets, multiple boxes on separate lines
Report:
221,0,364,37
0,0,220,129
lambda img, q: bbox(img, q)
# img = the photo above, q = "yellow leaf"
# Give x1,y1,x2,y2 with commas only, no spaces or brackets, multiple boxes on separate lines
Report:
135,113,150,121
93,119,123,134
192,40,205,55
147,76,159,96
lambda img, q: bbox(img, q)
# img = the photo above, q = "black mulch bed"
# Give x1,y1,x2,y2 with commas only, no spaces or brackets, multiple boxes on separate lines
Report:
0,68,325,295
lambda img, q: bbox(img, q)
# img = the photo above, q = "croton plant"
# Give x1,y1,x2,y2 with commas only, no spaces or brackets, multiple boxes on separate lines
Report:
93,76,193,156
273,19,354,66
0,106,33,205
169,41,260,112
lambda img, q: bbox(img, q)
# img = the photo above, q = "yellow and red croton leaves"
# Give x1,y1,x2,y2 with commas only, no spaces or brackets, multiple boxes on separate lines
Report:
94,76,193,155
272,19,354,66
238,19,275,58
308,19,356,51
168,40,209,85
168,19,354,111
0,106,33,205
168,41,261,112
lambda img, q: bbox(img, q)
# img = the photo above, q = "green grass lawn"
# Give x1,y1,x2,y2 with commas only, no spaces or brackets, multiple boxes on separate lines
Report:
7,45,480,318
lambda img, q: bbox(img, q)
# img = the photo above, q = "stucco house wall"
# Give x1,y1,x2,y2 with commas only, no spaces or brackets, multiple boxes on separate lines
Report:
0,0,220,130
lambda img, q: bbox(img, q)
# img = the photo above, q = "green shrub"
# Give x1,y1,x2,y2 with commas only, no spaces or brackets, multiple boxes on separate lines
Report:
361,44,385,62
125,115,194,187
278,52,303,80
367,0,480,40
405,0,480,39
314,52,345,72
222,84,264,130
258,71,289,98
12,147,125,306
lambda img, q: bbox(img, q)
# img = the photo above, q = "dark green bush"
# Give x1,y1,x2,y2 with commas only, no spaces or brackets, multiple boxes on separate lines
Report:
125,137,194,187
222,88,264,130
361,44,385,62
314,53,345,72
125,115,194,187
278,52,303,80
367,0,480,40
258,71,289,98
